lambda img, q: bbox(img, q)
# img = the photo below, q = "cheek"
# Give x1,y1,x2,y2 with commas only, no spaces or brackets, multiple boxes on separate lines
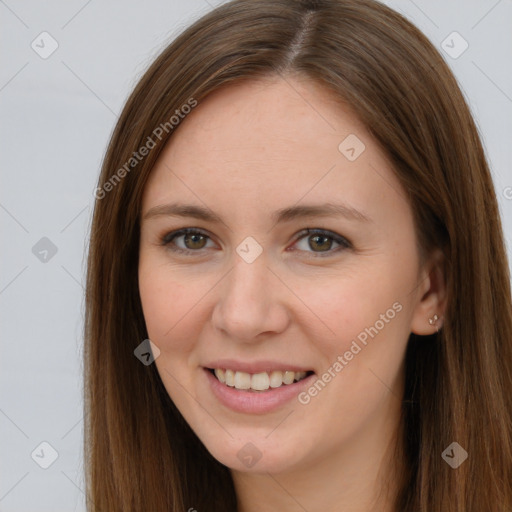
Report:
301,270,404,344
138,264,206,416
298,279,409,420
301,269,412,402
138,262,199,353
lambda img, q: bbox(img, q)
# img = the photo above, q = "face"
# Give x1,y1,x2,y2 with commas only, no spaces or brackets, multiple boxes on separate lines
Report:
138,75,434,476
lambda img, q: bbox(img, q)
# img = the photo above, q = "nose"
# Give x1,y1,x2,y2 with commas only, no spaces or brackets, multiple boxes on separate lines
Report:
211,252,290,342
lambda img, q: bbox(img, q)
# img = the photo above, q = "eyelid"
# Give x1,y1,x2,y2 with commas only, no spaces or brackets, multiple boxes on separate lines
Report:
160,227,351,256
160,227,217,254
291,228,352,255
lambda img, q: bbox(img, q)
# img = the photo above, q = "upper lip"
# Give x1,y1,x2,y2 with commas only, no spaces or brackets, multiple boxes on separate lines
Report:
204,359,314,374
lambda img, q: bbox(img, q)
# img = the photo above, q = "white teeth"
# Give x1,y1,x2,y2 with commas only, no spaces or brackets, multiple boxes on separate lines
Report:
214,368,226,383
225,369,235,387
234,371,251,389
269,370,283,388
294,371,307,381
251,372,270,391
212,368,310,391
283,370,295,385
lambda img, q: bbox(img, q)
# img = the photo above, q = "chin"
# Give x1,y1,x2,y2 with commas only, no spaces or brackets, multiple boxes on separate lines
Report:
196,427,311,474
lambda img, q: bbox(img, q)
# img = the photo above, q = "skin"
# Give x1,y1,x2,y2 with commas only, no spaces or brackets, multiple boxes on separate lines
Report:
138,75,447,512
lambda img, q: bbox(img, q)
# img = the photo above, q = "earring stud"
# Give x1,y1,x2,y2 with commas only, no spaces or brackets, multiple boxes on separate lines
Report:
428,314,441,332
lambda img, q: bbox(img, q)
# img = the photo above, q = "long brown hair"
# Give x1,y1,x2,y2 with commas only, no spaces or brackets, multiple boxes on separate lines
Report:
84,0,512,510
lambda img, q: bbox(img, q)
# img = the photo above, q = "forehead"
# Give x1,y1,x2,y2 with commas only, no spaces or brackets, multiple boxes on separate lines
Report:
142,76,409,228
157,76,371,170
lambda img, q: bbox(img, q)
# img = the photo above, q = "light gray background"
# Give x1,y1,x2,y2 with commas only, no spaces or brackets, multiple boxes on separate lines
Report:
1,1,511,510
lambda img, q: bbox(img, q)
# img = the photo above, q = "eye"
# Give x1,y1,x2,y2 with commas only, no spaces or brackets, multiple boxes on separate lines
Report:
161,228,215,254
291,228,351,257
161,227,351,257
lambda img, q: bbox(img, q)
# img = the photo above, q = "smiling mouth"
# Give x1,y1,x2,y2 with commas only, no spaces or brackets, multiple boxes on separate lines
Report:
207,368,314,392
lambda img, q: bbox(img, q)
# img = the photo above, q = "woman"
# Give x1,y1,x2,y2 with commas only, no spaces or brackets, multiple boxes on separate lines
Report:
84,0,512,510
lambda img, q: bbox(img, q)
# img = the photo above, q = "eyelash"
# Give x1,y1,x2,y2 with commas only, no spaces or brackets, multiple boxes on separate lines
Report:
160,227,351,258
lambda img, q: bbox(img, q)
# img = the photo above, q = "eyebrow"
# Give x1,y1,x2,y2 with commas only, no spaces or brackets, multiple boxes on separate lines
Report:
142,202,372,224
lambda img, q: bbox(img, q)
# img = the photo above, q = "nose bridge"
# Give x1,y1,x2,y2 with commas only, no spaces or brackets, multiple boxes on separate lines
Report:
231,247,270,297
212,247,288,340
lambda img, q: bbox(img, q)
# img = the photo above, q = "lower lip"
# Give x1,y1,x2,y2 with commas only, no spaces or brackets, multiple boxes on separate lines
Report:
203,368,316,414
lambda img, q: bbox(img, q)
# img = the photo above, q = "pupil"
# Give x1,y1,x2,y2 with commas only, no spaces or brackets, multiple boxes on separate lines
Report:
186,233,205,249
311,235,330,251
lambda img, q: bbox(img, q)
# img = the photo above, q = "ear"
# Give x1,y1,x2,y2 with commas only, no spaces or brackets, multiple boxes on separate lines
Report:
410,248,448,335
